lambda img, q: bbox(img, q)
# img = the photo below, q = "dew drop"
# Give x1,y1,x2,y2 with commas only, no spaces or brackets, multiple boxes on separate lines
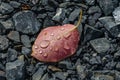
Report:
43,53,48,58
54,47,58,52
40,40,50,48
50,47,52,51
61,28,65,31
50,33,54,36
64,43,70,50
64,32,71,38
57,36,61,40
39,50,42,54
34,45,38,49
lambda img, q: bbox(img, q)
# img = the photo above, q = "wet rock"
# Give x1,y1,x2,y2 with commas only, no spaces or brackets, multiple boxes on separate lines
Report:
68,9,80,22
0,19,13,30
40,73,49,80
32,67,46,80
21,35,31,47
58,61,73,69
0,35,9,51
89,56,101,65
0,53,7,59
54,72,68,80
9,1,21,8
0,62,5,70
13,11,41,35
116,62,120,70
114,50,120,59
30,0,39,4
0,70,6,80
48,0,59,8
7,31,20,42
90,38,110,53
87,6,101,14
85,0,95,5
97,0,118,15
104,61,116,70
83,24,103,43
21,47,31,55
116,71,120,80
6,59,25,80
113,7,120,24
0,23,6,34
43,17,55,28
52,8,66,22
7,48,17,62
0,2,14,14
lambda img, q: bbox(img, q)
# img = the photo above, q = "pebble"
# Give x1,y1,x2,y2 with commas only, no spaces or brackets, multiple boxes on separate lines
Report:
97,0,118,15
9,1,21,8
90,38,111,53
85,0,95,5
21,47,31,55
0,35,9,51
7,31,20,42
116,62,120,70
21,35,31,47
0,70,5,80
113,7,120,24
6,59,25,80
87,6,101,14
0,2,14,14
13,10,41,35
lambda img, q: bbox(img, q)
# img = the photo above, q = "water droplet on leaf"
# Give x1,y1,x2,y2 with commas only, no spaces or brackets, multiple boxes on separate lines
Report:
43,53,48,58
61,28,65,31
39,50,42,54
57,36,61,40
50,33,54,36
34,45,38,49
40,40,50,48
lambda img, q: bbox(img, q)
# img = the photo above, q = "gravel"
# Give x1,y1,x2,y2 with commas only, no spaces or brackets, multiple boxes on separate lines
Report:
0,0,119,80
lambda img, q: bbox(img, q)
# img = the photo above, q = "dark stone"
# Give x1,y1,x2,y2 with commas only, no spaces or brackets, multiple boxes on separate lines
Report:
97,0,118,15
52,8,66,22
83,24,103,43
21,35,31,47
89,56,101,65
48,0,59,8
113,7,120,24
0,70,5,80
7,48,17,62
0,62,5,70
90,38,110,53
30,0,39,4
40,0,48,6
68,9,80,22
6,59,25,80
9,1,21,8
40,73,49,80
13,11,41,35
116,62,120,70
0,35,9,51
54,72,68,80
32,67,45,80
85,0,95,5
0,19,13,30
110,24,120,37
0,53,7,59
114,50,120,59
0,23,6,35
0,2,14,14
116,71,120,80
37,13,47,19
21,47,31,55
87,6,101,14
7,31,20,42
43,17,55,28
104,61,116,70
58,61,73,69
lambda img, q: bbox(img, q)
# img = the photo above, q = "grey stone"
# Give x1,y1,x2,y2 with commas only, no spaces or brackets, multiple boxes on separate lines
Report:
13,11,41,35
89,56,101,65
90,38,110,53
114,50,120,59
116,62,120,70
58,61,73,69
7,31,20,42
52,8,66,22
32,67,45,80
0,23,5,34
6,60,25,80
97,0,118,15
0,62,5,70
7,48,18,62
21,35,31,47
0,35,9,51
9,1,21,8
0,2,14,14
113,7,120,24
54,72,68,80
85,0,95,5
87,6,101,14
0,70,5,80
68,9,80,22
21,47,31,55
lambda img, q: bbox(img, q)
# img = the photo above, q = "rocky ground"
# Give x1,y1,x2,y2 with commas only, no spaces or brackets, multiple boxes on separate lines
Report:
0,0,120,80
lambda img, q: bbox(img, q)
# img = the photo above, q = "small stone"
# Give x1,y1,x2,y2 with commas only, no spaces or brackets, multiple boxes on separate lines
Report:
68,9,80,22
116,62,120,70
7,31,20,42
0,19,13,30
0,2,14,14
104,61,116,70
114,50,120,59
0,35,9,51
97,0,118,15
87,6,101,14
21,47,31,55
0,53,7,59
0,70,5,80
113,7,120,24
6,59,25,80
30,0,39,4
21,35,31,47
9,1,21,8
0,62,5,70
85,0,95,5
52,8,66,22
58,61,73,69
32,67,45,80
13,11,41,35
54,72,68,80
90,38,110,53
89,56,101,65
0,23,6,35
7,48,17,62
